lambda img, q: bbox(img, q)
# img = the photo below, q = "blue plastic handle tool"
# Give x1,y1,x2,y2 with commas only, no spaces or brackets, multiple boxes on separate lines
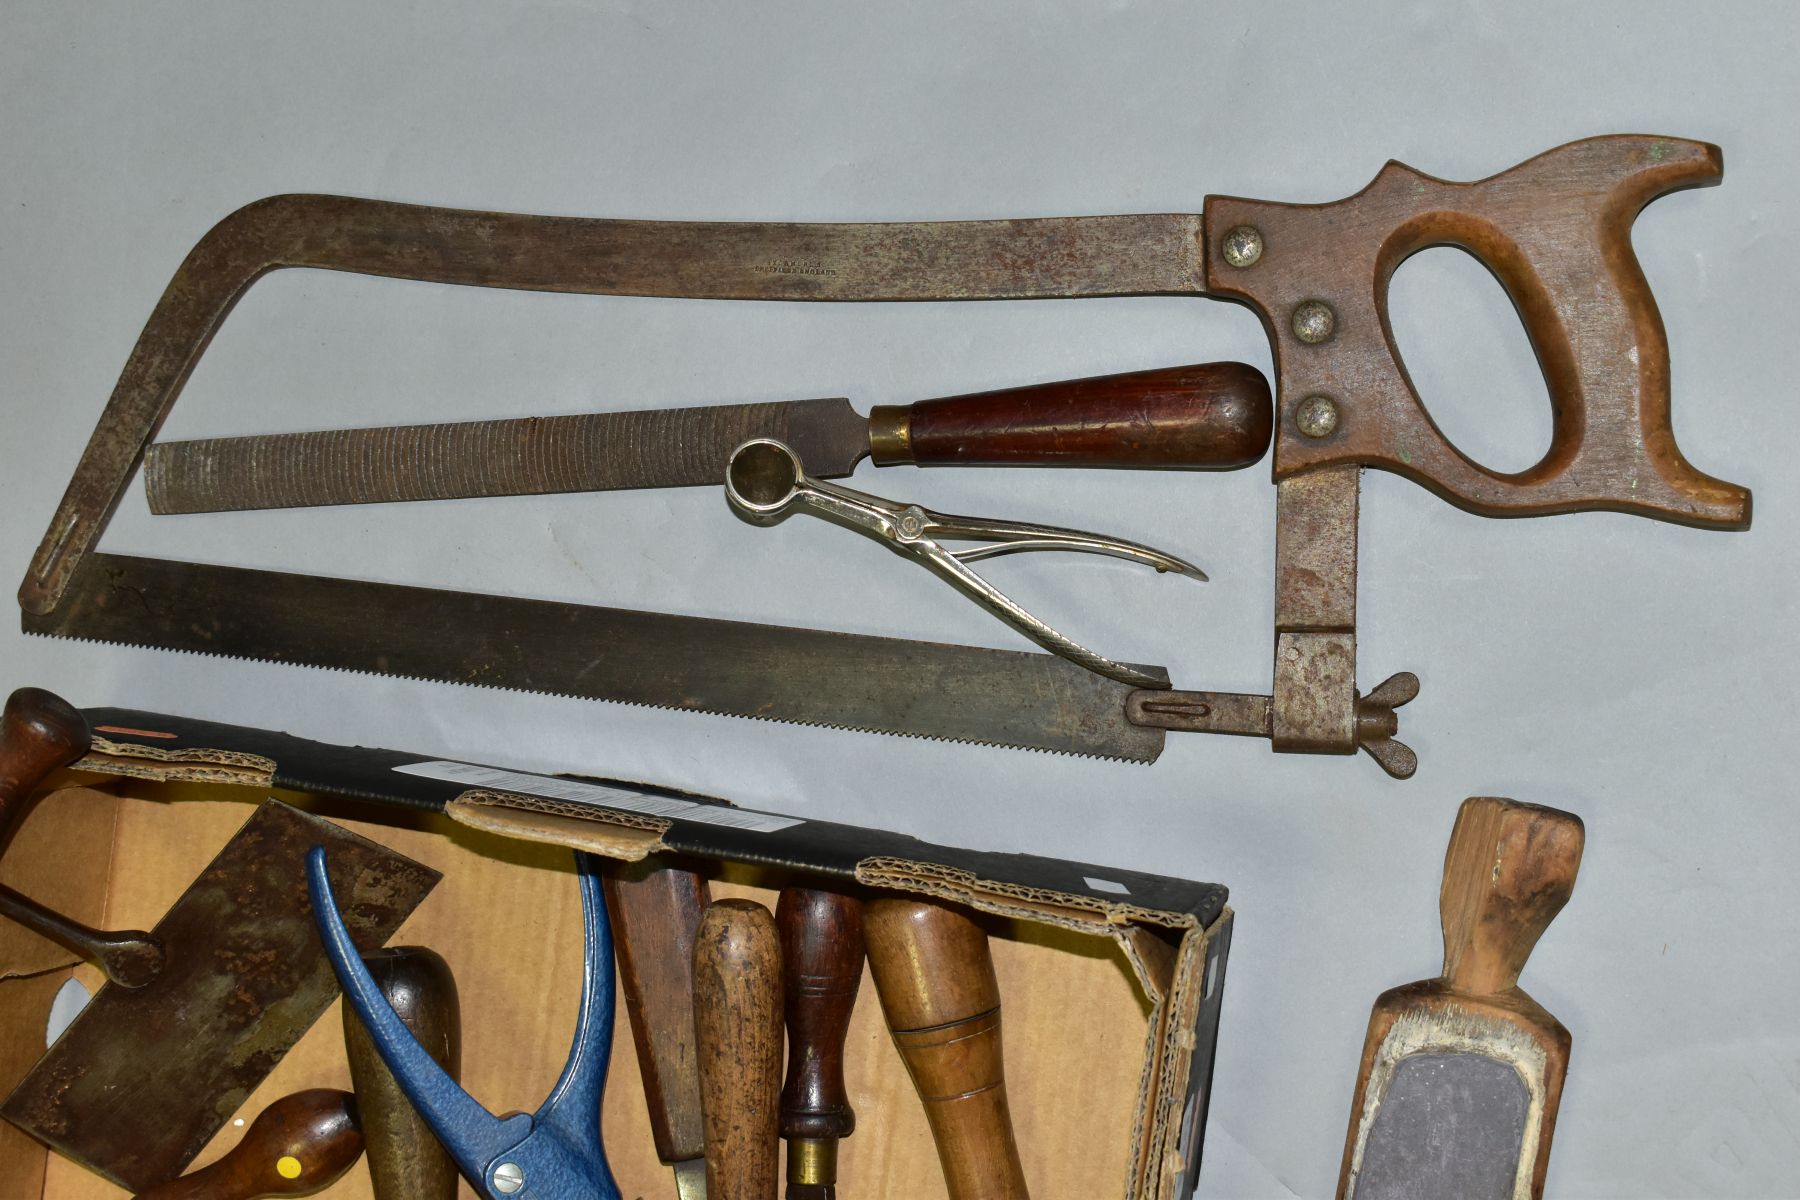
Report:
308,845,622,1199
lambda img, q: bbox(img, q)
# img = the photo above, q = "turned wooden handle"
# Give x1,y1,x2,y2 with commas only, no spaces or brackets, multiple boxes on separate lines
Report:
132,1090,362,1199
342,947,460,1200
777,888,864,1198
1439,796,1586,996
868,362,1271,470
864,898,1028,1200
0,687,90,857
694,898,784,1200
603,860,712,1169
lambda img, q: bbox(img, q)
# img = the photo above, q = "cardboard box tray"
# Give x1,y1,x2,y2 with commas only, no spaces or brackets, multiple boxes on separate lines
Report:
0,706,1232,1199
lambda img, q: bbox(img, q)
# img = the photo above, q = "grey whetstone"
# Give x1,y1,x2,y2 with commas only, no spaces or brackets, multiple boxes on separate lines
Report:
1355,1053,1530,1200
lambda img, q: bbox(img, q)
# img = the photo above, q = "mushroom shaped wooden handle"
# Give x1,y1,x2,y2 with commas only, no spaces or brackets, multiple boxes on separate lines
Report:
132,1090,362,1199
342,947,461,1200
0,687,89,856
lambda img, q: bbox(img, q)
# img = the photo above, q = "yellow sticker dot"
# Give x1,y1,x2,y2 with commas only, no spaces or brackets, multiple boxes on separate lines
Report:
276,1156,303,1180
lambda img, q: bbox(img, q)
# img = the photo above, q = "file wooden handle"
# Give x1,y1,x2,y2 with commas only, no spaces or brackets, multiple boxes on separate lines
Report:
870,362,1271,470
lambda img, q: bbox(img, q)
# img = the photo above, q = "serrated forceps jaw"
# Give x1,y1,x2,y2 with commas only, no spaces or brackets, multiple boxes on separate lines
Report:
725,437,1203,689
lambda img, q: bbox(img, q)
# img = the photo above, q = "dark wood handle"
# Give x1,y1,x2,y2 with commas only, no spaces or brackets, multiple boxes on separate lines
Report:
864,898,1029,1200
131,1090,362,1199
694,898,784,1200
869,362,1270,470
1439,797,1585,996
0,687,90,858
777,888,864,1198
603,859,711,1168
342,947,460,1200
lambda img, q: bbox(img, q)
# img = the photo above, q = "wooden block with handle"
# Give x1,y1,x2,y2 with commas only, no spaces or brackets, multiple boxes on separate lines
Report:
1338,796,1585,1200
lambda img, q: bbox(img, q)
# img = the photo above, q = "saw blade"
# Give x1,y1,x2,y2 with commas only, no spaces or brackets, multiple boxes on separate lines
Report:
26,553,1168,762
144,397,871,514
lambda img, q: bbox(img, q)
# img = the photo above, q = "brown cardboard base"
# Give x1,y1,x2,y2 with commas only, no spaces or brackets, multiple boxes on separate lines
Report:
5,783,1184,1199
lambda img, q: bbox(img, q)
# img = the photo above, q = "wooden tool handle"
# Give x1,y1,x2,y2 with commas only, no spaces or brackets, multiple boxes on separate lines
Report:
1205,136,1748,527
864,898,1029,1200
777,888,864,1199
603,860,712,1168
868,362,1271,470
1439,796,1586,996
131,1090,362,1199
342,947,460,1200
0,687,90,854
694,898,784,1200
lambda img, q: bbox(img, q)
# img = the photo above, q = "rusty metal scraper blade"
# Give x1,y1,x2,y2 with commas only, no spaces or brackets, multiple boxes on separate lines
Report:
24,553,1167,762
1,800,439,1191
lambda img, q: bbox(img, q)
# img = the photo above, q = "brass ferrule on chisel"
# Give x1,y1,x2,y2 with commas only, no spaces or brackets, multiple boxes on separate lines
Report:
786,1137,838,1196
864,404,912,465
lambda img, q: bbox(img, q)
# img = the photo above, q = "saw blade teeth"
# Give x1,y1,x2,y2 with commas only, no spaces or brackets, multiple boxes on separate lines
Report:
25,629,1149,764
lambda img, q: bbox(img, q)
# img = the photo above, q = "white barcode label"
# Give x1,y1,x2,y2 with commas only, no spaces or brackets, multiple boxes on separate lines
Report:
688,807,806,833
395,761,803,833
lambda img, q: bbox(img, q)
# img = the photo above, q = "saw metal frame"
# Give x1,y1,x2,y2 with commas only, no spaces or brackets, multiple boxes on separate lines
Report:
17,136,1751,776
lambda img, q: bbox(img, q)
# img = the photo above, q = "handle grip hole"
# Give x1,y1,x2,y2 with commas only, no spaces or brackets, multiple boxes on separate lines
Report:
1387,246,1554,476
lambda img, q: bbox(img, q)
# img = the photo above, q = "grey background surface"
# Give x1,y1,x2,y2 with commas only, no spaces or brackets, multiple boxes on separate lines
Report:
0,3,1792,1197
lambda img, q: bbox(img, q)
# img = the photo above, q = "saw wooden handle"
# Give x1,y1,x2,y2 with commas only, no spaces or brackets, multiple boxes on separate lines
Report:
603,860,712,1171
868,362,1270,470
0,687,89,856
342,947,460,1200
777,888,865,1199
864,898,1029,1200
1440,796,1586,996
131,1090,362,1200
1206,135,1749,527
694,898,784,1200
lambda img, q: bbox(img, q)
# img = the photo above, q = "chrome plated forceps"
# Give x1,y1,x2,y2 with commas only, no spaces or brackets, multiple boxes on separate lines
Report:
725,437,1204,689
